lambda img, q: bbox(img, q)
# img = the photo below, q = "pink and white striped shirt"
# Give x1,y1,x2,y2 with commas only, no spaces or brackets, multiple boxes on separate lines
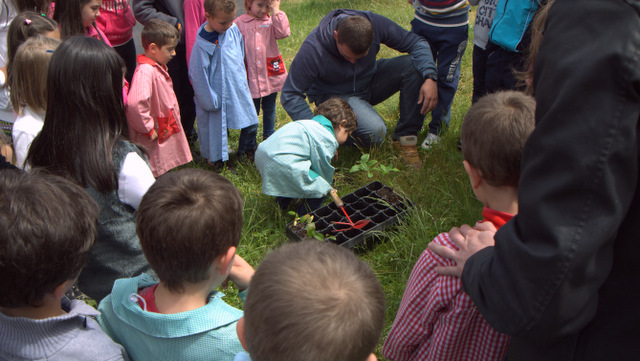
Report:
383,207,512,361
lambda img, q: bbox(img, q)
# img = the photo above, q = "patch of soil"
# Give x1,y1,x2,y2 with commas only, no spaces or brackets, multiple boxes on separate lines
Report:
290,223,314,241
377,187,401,204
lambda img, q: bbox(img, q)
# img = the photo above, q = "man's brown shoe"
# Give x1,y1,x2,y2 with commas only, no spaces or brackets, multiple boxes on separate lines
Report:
392,135,422,169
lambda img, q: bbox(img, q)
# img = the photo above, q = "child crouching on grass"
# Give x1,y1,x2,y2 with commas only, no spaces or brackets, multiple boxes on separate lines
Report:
126,19,192,177
98,168,254,361
255,97,356,215
383,90,536,361
0,170,128,361
235,241,386,361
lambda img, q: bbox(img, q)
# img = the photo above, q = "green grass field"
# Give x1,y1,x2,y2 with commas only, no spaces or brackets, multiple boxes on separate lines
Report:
189,1,482,358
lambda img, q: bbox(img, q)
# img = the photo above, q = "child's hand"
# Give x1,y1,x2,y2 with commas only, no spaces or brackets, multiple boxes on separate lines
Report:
269,0,280,14
150,129,158,141
229,254,255,291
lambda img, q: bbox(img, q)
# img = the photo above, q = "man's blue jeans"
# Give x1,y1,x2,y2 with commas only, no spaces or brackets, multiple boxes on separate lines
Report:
312,55,425,146
411,19,468,135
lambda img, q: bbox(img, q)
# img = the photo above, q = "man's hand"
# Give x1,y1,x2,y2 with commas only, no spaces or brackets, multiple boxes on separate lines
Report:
428,222,497,277
418,78,438,114
229,254,255,291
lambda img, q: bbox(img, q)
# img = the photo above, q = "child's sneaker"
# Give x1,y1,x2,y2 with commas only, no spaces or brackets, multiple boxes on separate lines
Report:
392,135,422,169
421,133,441,150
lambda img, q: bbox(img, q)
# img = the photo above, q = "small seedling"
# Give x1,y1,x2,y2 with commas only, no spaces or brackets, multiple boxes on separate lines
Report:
289,211,336,241
350,154,399,178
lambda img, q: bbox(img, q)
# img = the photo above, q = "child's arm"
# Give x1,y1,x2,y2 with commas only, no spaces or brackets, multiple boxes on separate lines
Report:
188,48,221,111
126,68,157,138
270,0,290,39
131,0,178,27
229,254,255,292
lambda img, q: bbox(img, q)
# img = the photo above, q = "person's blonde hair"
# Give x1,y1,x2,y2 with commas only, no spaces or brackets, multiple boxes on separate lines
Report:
10,35,60,114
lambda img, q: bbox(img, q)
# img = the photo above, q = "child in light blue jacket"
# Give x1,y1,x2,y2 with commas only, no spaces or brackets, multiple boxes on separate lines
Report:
188,0,258,167
255,97,356,215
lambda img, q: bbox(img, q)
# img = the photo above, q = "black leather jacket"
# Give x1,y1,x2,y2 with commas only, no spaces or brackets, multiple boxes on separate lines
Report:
462,0,640,359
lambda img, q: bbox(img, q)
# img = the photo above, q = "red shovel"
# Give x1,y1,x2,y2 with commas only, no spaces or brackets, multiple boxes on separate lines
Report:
329,189,371,232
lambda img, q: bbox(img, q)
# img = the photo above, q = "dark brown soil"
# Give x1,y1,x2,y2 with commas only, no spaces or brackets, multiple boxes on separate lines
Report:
377,188,401,204
290,223,314,241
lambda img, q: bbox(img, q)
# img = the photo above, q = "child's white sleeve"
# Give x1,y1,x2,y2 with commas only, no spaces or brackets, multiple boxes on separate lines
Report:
117,152,155,209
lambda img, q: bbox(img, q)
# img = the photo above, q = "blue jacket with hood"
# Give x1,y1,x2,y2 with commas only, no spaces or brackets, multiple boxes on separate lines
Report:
281,9,437,121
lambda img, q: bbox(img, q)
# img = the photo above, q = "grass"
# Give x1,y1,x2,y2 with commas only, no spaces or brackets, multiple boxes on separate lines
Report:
186,1,481,359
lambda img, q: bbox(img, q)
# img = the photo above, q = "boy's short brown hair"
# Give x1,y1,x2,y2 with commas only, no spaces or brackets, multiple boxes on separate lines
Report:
461,90,536,187
244,241,385,361
0,170,99,307
336,16,373,56
141,19,179,50
137,169,243,292
204,0,236,16
314,97,358,132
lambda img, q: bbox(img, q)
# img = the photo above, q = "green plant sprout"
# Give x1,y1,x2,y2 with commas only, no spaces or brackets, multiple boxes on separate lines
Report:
289,211,336,241
350,154,399,178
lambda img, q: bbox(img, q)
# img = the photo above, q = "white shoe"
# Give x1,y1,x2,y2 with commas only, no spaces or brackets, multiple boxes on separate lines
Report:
421,133,441,150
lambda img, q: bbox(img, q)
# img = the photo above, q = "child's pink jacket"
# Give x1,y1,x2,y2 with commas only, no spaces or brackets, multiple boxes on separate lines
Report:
126,55,192,177
234,11,290,99
85,24,113,46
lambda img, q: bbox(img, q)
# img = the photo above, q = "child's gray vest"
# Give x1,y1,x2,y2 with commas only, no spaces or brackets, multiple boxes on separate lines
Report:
78,141,152,302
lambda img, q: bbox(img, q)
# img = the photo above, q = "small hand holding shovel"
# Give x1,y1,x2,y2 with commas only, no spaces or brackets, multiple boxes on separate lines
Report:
329,189,371,232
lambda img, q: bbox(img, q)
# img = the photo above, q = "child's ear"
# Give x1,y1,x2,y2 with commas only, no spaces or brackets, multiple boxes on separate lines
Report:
366,353,378,361
52,279,76,301
216,246,237,276
148,43,159,53
463,160,483,190
236,317,247,350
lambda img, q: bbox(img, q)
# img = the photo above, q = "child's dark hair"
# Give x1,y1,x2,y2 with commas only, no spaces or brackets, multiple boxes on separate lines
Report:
336,16,373,55
0,169,99,308
314,97,357,132
244,241,385,361
53,0,92,39
5,0,52,13
137,169,243,293
204,0,236,16
26,37,129,193
10,35,60,114
6,11,57,88
141,19,179,50
461,91,536,187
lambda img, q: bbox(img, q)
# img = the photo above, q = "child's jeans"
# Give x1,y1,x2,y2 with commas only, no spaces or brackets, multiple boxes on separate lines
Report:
276,196,325,216
238,124,258,155
253,92,277,140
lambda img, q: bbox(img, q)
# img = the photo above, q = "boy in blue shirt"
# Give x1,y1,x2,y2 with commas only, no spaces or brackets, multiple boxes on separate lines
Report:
255,97,357,215
98,169,254,361
189,0,259,169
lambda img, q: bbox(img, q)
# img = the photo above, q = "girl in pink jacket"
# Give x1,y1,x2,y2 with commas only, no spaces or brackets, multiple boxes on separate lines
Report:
234,0,289,140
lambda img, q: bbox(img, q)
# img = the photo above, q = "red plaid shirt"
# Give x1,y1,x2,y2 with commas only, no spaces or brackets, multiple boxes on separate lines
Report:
383,207,512,361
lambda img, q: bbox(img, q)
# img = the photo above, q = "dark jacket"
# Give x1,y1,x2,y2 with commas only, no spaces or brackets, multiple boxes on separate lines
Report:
280,9,436,121
462,0,640,359
131,0,185,41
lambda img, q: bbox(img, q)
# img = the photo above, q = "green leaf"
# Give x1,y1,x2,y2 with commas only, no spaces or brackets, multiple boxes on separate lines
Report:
350,165,361,173
361,154,370,162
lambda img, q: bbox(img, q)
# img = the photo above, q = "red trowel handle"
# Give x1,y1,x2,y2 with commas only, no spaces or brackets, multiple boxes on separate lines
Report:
329,189,343,207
